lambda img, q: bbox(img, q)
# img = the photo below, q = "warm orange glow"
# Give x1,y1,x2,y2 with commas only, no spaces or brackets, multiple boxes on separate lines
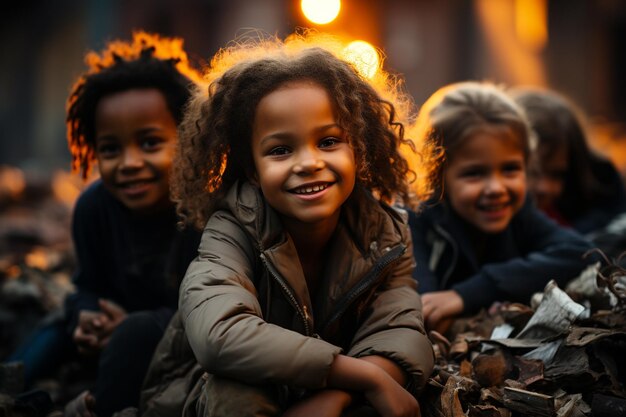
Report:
475,0,546,86
342,40,380,79
0,165,25,200
52,170,83,208
301,0,341,25
25,248,51,271
515,0,548,51
5,265,21,279
590,123,626,177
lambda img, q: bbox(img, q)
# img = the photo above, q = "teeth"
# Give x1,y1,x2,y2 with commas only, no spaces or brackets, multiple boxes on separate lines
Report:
294,184,327,194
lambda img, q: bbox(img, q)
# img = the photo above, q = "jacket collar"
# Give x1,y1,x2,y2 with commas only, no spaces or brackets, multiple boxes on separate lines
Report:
425,198,530,272
220,181,406,326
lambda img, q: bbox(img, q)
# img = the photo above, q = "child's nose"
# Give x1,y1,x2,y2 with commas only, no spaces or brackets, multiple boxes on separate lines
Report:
484,176,506,195
293,150,325,175
120,147,144,170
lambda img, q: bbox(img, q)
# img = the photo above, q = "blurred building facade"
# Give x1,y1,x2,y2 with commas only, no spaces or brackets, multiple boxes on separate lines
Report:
1,0,625,173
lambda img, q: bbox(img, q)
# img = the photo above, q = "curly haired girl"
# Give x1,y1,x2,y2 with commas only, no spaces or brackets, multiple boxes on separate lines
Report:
155,33,434,417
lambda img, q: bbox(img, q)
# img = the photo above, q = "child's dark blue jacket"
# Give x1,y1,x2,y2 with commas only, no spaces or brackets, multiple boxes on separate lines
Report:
408,196,596,314
64,180,201,333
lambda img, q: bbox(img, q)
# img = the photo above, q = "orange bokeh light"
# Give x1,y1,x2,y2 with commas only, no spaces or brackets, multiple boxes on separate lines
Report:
301,0,341,25
342,40,380,79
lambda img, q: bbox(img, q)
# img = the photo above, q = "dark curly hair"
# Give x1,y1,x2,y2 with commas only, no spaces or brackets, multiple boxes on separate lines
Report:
414,81,532,200
66,31,201,179
173,33,425,229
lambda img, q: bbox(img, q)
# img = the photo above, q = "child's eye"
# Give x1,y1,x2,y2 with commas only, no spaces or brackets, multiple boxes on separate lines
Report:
96,142,120,158
319,137,340,148
502,163,524,174
268,146,290,156
460,168,484,178
141,137,164,151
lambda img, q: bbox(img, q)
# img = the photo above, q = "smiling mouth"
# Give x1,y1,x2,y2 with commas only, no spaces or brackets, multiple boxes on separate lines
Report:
290,182,331,195
479,202,510,212
118,179,154,190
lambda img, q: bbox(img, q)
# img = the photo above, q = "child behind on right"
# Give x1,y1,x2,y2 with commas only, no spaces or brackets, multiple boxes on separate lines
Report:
408,81,596,333
511,87,626,234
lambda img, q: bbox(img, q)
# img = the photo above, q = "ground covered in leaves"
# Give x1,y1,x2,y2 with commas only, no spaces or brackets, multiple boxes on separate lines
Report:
0,165,625,417
421,259,626,417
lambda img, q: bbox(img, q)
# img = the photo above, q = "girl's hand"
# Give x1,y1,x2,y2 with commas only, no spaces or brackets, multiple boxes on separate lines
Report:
283,389,351,417
364,368,420,417
421,290,463,332
325,355,420,417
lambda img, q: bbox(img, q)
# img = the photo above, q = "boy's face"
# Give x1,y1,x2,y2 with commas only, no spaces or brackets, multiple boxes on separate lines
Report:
444,128,527,234
94,88,177,213
251,81,356,233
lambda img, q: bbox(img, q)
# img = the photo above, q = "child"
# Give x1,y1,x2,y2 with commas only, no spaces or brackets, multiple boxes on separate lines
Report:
158,34,434,417
511,87,626,234
10,32,202,417
408,81,596,334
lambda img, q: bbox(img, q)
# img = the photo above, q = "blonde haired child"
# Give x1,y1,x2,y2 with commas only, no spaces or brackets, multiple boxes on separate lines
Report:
408,81,595,333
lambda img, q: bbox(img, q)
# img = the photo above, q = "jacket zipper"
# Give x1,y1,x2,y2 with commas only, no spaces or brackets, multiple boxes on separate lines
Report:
259,253,312,336
433,224,458,290
320,244,406,333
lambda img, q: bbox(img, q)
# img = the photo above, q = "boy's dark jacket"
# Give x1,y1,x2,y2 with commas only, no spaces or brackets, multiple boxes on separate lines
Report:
64,180,201,333
137,181,434,415
408,196,595,314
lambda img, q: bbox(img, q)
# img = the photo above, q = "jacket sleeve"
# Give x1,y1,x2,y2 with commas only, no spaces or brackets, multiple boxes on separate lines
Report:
453,200,596,314
64,186,103,334
346,220,434,394
179,211,341,389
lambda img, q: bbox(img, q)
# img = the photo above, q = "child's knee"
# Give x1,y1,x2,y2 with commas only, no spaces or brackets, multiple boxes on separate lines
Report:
196,373,282,417
104,311,171,361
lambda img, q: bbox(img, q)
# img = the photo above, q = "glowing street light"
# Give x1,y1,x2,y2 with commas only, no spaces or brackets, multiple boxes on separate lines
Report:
301,0,341,25
342,40,380,79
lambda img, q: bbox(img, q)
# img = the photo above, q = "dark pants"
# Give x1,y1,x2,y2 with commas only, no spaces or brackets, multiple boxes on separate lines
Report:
94,310,173,417
8,309,172,417
6,314,75,387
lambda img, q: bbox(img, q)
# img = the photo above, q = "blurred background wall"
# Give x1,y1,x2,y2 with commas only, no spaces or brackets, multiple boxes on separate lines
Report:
1,0,625,175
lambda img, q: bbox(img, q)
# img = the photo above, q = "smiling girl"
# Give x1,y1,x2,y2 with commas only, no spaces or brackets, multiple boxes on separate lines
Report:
408,81,595,334
156,34,434,417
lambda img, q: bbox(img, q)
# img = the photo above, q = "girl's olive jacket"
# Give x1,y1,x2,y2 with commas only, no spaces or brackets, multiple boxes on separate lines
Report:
180,181,434,393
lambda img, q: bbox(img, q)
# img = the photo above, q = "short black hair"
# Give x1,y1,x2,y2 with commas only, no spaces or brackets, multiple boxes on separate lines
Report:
66,31,200,178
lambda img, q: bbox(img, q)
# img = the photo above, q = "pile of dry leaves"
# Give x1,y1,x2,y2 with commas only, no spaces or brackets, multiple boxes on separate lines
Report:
422,253,626,417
